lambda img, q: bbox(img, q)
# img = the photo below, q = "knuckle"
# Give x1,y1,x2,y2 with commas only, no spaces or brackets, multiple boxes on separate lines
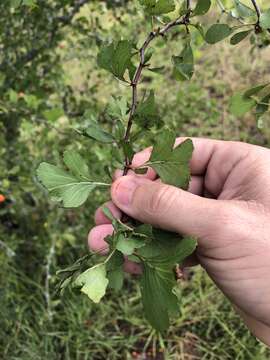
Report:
147,184,176,215
203,202,234,237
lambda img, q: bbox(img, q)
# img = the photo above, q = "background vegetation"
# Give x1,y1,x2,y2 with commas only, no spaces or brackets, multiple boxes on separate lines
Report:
1,0,270,359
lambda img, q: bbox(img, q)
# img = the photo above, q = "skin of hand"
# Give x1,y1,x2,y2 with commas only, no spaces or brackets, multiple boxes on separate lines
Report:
88,138,270,346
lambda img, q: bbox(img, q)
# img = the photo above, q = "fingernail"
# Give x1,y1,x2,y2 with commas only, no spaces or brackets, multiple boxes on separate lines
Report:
113,177,138,207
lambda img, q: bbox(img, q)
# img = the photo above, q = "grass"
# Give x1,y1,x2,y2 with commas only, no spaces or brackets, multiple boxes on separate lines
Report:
1,1,270,359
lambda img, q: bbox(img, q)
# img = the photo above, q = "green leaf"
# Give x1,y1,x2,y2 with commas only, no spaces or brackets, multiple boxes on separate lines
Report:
205,24,233,44
230,30,251,45
37,161,109,208
8,89,18,103
230,93,256,116
139,228,197,331
134,90,160,129
83,119,115,143
134,224,153,238
139,0,175,16
107,96,128,121
75,264,109,303
172,42,194,81
234,0,254,18
192,0,211,16
192,23,205,38
140,263,178,332
97,43,114,72
112,41,133,80
260,9,270,30
144,48,154,64
107,267,124,291
63,150,90,180
24,94,40,110
137,229,197,267
143,130,194,189
121,141,135,164
10,0,21,8
97,41,133,80
255,94,270,119
114,120,126,141
23,0,37,7
106,251,125,291
116,233,146,256
102,207,133,235
127,61,137,82
43,108,64,123
244,83,269,98
179,1,190,16
148,66,165,74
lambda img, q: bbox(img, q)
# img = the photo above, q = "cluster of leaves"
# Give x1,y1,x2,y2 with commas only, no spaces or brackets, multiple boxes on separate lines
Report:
36,0,270,332
57,206,197,332
38,127,196,331
230,83,270,124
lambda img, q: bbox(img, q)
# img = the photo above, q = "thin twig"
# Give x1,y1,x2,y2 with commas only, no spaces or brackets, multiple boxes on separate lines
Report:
250,0,261,22
122,16,189,174
45,240,55,321
216,0,226,12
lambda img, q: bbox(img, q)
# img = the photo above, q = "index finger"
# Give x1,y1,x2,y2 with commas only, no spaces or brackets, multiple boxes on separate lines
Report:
131,137,250,176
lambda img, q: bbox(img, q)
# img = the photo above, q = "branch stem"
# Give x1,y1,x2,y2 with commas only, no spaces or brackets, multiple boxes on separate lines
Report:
122,16,188,174
250,0,261,22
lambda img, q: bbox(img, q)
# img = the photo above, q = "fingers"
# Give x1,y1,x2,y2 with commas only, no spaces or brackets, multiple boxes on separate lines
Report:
189,176,203,196
88,224,113,255
115,138,221,178
123,260,142,275
111,175,231,247
174,137,221,176
88,224,142,274
95,176,204,227
94,201,122,225
116,138,250,190
174,138,252,197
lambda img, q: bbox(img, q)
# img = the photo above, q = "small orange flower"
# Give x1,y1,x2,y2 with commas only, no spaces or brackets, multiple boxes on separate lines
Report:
0,194,6,203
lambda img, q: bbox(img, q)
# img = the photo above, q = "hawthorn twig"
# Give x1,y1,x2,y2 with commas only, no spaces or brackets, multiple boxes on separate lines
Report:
123,16,189,174
250,0,261,22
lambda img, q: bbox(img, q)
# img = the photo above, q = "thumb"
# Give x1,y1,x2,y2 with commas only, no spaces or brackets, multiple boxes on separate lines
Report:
111,175,226,243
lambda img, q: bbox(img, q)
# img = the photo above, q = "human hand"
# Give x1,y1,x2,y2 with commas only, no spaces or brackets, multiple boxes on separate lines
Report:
88,138,270,345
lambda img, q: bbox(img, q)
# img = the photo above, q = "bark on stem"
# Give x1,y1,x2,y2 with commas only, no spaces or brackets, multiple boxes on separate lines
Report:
122,16,189,175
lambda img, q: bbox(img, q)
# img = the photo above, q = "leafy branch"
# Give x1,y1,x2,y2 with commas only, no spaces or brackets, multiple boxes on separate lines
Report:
123,14,191,174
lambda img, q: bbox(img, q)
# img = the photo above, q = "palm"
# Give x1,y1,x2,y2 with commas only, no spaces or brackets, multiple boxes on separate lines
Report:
192,141,270,326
